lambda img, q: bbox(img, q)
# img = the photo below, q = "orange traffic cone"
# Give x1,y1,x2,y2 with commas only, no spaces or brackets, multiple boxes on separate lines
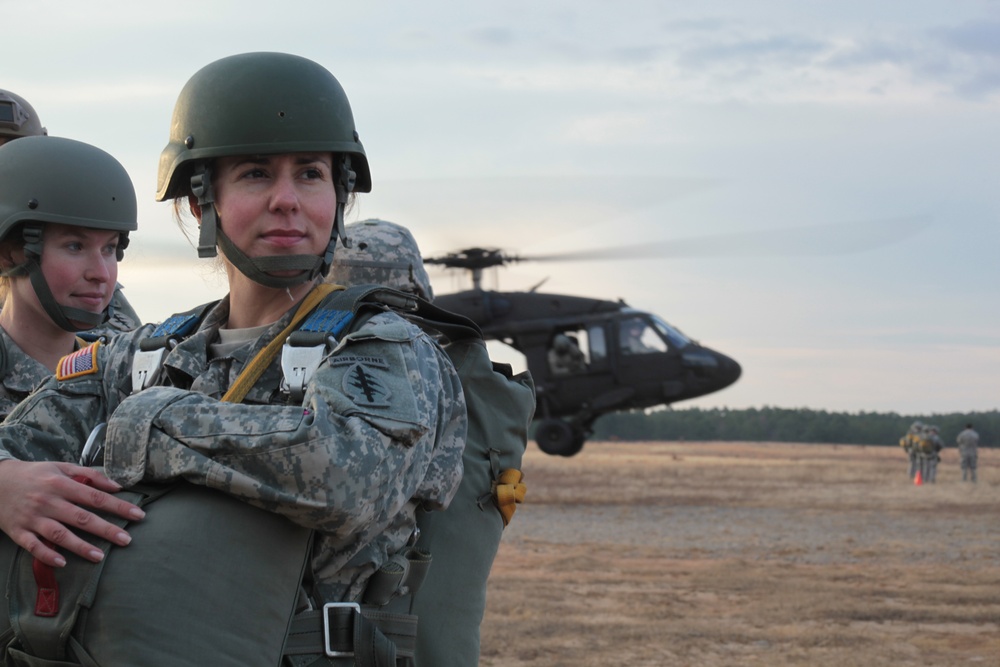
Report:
914,470,923,486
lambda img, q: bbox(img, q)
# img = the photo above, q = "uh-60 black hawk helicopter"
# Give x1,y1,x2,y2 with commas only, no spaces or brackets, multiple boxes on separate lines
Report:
424,246,742,457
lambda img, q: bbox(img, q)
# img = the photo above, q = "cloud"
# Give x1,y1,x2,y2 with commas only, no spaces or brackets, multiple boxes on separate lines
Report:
931,19,1000,58
679,34,830,69
466,26,518,48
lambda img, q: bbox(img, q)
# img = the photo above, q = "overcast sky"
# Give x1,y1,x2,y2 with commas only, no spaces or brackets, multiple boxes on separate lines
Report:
4,0,998,416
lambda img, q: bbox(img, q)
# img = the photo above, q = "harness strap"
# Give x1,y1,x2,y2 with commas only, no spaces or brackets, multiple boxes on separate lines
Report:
280,291,357,402
361,548,432,607
221,284,343,404
283,605,416,664
132,301,217,393
277,284,426,402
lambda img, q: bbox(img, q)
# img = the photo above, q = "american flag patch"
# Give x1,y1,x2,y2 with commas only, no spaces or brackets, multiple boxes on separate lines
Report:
56,342,101,381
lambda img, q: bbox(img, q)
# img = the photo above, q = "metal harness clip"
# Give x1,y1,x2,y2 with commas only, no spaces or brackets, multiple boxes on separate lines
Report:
131,347,166,393
279,342,329,402
322,602,361,658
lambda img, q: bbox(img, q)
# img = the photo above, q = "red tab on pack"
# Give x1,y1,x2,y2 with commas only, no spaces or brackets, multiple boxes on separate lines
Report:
56,341,101,381
32,543,60,617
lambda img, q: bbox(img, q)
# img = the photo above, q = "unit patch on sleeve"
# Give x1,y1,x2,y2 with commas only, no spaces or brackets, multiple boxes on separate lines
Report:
56,341,101,381
342,362,391,408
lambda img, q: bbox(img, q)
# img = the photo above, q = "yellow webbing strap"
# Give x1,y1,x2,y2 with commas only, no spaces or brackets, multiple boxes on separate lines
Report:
493,468,526,527
221,283,344,404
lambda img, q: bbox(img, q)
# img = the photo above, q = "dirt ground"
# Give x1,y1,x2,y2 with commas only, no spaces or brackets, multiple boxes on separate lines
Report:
479,441,999,666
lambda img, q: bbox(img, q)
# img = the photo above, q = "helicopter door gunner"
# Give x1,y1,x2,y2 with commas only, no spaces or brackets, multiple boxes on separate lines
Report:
548,332,586,375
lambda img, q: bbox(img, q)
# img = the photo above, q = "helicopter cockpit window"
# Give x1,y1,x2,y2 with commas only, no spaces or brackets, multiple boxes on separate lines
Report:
649,315,692,350
619,317,667,355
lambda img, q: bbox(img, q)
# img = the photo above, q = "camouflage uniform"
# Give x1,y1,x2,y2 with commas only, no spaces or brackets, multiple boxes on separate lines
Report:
0,300,138,420
0,288,467,603
899,421,922,479
956,426,979,483
102,288,142,333
926,426,944,483
0,327,51,420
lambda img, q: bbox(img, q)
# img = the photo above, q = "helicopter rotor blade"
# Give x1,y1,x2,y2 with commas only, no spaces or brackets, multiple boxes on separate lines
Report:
516,215,933,263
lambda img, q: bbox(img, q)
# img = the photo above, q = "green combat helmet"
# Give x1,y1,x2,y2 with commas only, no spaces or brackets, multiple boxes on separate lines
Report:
0,136,137,331
156,51,370,289
0,89,47,143
326,218,434,301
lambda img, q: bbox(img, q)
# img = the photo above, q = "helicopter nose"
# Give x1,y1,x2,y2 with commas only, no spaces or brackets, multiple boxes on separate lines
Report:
714,351,742,389
681,347,742,393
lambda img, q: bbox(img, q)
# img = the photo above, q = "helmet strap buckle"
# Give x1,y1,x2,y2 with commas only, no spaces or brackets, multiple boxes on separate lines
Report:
21,223,44,258
191,165,219,259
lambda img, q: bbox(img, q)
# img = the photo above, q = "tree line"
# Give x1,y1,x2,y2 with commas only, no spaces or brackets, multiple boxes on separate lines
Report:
589,407,998,447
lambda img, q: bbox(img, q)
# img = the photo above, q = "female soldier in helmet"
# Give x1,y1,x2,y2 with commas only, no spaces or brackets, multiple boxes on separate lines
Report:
0,53,465,666
0,136,138,418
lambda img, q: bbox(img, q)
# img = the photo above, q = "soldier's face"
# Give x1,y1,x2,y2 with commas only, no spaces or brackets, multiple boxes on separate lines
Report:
212,152,337,269
8,224,119,327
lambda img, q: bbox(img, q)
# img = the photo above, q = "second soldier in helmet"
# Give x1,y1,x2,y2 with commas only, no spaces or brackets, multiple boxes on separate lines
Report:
325,218,434,301
0,136,138,419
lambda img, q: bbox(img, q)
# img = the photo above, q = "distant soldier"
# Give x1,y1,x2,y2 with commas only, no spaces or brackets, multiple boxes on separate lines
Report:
956,423,980,483
899,421,923,479
924,425,944,483
549,333,586,374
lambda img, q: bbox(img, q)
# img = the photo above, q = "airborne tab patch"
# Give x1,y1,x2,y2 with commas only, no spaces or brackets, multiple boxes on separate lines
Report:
56,342,101,381
343,362,391,408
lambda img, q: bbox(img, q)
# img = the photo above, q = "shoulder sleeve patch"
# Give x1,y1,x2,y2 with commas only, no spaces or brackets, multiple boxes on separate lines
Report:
56,341,101,381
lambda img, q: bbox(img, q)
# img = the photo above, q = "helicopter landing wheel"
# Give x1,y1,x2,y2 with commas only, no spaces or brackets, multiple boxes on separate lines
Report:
536,419,584,457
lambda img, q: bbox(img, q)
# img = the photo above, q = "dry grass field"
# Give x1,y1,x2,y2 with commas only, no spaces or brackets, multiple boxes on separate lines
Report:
480,441,999,666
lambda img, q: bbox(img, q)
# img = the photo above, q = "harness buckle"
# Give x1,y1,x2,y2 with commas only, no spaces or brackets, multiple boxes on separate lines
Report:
131,347,166,393
280,342,328,402
322,602,361,658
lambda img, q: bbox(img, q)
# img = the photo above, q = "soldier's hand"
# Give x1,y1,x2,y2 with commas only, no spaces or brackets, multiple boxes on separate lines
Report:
0,459,145,567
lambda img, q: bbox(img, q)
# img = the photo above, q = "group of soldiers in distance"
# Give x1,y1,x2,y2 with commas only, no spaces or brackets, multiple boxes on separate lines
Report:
899,421,981,484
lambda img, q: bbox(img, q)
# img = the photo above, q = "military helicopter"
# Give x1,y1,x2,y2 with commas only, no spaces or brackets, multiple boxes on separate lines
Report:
425,246,742,457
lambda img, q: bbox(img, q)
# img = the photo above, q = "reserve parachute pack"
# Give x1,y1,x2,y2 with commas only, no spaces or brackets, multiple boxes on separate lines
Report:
298,285,535,667
0,283,533,666
0,480,313,667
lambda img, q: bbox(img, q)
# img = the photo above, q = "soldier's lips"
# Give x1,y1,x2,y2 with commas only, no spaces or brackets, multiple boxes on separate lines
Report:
71,294,108,309
260,230,308,249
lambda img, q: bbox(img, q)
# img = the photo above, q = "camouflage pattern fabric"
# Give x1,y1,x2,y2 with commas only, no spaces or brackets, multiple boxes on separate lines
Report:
956,427,979,454
0,286,467,604
100,286,142,333
0,290,139,421
325,219,434,301
957,427,979,482
0,327,52,420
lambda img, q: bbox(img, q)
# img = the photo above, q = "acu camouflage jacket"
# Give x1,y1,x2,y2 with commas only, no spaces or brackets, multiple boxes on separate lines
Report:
0,290,467,603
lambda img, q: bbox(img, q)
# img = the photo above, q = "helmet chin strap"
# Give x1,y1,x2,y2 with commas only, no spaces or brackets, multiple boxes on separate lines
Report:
20,224,109,332
191,156,357,289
